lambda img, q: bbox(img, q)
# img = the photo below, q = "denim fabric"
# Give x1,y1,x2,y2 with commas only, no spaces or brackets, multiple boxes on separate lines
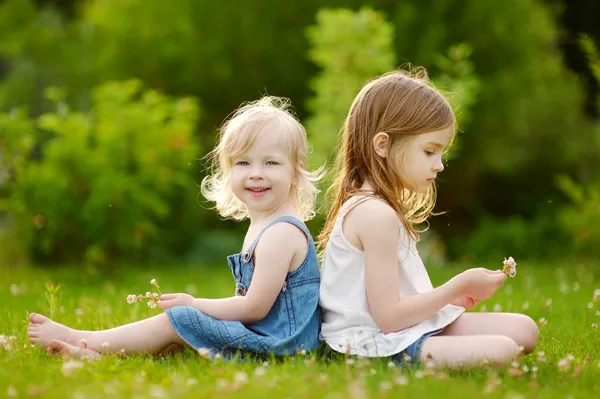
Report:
390,328,443,367
166,216,321,360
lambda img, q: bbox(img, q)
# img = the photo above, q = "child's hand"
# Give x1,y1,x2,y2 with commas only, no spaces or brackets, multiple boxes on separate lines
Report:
451,296,480,310
458,268,507,301
157,293,196,310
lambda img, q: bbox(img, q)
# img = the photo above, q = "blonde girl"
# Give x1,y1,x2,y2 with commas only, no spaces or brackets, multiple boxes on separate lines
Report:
28,96,323,360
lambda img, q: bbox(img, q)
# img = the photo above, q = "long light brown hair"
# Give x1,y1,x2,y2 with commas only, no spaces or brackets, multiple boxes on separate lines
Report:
317,69,456,253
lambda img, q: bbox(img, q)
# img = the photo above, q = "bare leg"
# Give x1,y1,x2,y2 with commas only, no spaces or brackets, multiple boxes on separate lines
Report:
440,313,539,353
420,335,521,368
28,312,187,355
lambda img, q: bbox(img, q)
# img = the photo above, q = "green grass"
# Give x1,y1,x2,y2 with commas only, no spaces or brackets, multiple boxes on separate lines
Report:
1,261,600,398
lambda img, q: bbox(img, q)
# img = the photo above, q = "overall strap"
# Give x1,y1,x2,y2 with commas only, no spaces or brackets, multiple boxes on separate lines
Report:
242,216,311,263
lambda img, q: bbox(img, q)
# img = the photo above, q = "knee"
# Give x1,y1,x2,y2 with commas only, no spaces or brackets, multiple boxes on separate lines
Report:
516,314,539,354
490,336,521,364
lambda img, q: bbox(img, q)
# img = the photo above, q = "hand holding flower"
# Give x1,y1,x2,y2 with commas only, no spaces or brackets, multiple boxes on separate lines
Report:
157,293,196,310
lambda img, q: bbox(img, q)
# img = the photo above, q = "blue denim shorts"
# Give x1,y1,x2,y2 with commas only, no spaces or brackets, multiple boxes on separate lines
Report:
390,328,443,367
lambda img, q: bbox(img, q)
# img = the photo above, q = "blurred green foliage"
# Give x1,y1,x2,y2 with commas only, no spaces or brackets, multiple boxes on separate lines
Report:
305,8,397,170
0,0,598,264
2,80,200,267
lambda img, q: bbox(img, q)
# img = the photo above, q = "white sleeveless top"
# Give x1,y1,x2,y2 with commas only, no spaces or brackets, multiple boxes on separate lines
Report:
319,196,465,357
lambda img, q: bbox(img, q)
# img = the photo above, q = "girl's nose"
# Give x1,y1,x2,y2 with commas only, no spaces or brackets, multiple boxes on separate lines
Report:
249,166,264,179
433,159,444,172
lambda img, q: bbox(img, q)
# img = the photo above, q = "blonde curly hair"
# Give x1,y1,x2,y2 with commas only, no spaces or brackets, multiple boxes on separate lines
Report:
201,96,323,221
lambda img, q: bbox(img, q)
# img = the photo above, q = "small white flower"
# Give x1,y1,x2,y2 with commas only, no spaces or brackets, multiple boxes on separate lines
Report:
592,323,598,329
537,351,546,363
197,348,211,359
234,372,249,384
379,381,392,392
588,302,594,309
545,299,553,307
493,303,503,312
387,361,396,368
395,375,408,385
594,289,600,302
150,279,157,285
126,294,137,304
254,367,266,377
502,256,517,278
7,385,17,398
75,309,84,316
147,301,157,309
538,317,547,327
522,301,530,310
101,342,109,350
62,359,84,377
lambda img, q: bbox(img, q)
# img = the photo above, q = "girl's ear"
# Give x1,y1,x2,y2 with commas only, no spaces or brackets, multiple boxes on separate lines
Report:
372,132,390,158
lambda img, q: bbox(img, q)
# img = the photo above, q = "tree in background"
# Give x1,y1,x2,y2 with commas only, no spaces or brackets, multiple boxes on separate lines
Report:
1,0,598,262
1,81,200,267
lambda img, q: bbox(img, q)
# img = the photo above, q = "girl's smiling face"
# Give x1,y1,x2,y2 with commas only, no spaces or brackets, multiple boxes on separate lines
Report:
230,132,296,219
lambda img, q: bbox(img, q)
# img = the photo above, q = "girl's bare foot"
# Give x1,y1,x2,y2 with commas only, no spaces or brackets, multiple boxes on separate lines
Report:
47,339,102,360
27,313,77,349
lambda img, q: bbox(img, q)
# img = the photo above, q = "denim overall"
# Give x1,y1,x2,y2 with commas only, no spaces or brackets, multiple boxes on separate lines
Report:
166,216,321,359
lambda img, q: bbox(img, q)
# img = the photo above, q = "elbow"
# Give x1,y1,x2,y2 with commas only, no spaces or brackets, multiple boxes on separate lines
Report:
243,302,269,323
373,315,399,334
379,323,398,335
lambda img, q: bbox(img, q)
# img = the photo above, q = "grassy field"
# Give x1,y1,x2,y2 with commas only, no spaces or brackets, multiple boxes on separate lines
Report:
1,260,599,398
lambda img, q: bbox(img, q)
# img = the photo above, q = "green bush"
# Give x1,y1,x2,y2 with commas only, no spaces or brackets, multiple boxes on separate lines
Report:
3,80,200,266
557,176,600,258
454,212,567,263
305,8,397,170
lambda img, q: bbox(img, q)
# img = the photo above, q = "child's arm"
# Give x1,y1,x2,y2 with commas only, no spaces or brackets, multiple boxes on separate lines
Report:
355,201,501,333
159,223,306,323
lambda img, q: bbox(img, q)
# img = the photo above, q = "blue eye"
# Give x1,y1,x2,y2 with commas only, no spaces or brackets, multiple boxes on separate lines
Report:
236,161,249,166
266,161,279,166
425,151,435,156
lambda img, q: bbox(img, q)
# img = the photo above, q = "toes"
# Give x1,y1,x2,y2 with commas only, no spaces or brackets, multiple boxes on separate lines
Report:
29,313,49,324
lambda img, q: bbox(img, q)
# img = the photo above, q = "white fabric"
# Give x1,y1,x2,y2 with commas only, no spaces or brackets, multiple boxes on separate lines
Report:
319,196,464,357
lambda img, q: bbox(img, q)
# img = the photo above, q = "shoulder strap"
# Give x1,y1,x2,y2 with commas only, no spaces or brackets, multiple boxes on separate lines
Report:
242,216,311,263
335,195,379,228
